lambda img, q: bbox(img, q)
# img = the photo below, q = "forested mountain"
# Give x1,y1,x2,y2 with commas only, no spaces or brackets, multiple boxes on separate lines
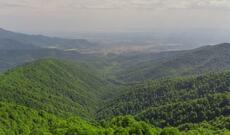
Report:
97,71,230,128
0,46,94,72
1,27,230,84
113,43,230,82
0,39,40,50
0,101,156,135
1,101,229,135
0,58,230,134
0,59,107,119
0,28,100,72
1,28,230,134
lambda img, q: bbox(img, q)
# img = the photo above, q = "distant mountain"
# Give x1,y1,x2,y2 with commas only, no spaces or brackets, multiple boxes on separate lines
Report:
114,43,230,82
0,28,101,72
0,59,106,119
0,28,96,49
0,45,229,134
0,37,100,72
0,47,88,72
0,38,39,50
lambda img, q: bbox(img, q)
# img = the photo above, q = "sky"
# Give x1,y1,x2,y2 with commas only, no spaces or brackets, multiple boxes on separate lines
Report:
0,0,230,35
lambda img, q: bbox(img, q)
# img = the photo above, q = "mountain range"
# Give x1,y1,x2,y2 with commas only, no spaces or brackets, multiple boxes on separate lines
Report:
111,43,230,82
0,28,230,134
0,28,101,72
0,28,96,49
1,58,230,134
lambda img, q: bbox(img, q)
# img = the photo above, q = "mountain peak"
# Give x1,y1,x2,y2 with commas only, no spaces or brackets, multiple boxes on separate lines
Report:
0,28,7,32
217,43,230,47
195,42,230,51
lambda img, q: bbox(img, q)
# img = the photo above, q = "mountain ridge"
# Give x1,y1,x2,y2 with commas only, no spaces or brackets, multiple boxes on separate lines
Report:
1,28,230,134
97,70,230,127
0,27,96,49
114,42,230,82
0,58,106,119
0,56,230,134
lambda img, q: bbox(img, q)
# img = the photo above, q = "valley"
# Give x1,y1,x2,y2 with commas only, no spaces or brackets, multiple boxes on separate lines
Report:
0,28,230,134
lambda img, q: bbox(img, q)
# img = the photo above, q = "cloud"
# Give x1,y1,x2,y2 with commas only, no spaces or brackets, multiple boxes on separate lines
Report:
1,0,230,10
0,2,29,8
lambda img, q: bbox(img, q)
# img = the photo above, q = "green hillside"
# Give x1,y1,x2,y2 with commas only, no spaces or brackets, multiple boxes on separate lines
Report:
1,101,229,135
97,71,230,128
137,93,230,127
1,57,230,134
0,59,106,119
0,101,104,135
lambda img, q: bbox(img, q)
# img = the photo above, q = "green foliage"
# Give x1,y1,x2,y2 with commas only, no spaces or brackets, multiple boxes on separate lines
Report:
0,59,105,119
0,102,181,135
137,93,230,127
0,58,230,135
101,115,158,135
160,128,181,135
3,101,217,135
0,101,103,135
178,115,230,134
97,71,230,127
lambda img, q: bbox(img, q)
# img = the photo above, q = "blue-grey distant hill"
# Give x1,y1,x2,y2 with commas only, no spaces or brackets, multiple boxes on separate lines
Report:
112,43,230,82
0,28,98,72
0,28,96,49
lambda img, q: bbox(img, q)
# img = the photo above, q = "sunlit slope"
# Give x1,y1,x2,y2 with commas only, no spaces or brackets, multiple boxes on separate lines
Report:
1,101,228,135
97,71,230,127
0,59,106,119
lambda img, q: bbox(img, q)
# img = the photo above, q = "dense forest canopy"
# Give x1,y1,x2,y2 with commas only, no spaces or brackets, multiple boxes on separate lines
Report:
0,58,229,134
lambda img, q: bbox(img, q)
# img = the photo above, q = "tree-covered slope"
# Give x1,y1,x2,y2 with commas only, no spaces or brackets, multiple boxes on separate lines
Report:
0,58,229,134
0,59,106,119
1,101,228,135
0,101,168,135
97,71,230,127
0,101,105,135
137,93,230,127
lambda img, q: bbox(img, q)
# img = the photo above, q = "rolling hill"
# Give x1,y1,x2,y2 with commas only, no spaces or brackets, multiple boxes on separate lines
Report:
0,28,100,72
1,28,230,134
113,43,230,82
0,55,230,134
0,28,96,49
1,28,230,85
0,101,228,135
0,39,40,50
0,58,106,119
0,45,90,72
97,71,230,128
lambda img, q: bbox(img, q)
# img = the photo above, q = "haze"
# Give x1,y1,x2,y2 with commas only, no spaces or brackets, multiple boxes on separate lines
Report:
0,0,230,35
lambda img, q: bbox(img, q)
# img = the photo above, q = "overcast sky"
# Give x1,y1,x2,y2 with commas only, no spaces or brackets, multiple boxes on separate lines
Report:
0,0,230,35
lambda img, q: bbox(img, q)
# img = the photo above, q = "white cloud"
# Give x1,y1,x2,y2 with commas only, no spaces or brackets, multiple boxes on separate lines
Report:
1,0,230,10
